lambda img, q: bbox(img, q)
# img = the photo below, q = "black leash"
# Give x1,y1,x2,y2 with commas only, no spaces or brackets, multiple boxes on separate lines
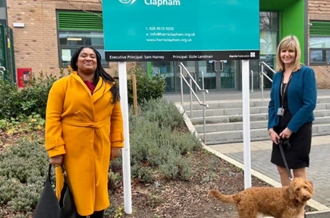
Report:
279,142,293,181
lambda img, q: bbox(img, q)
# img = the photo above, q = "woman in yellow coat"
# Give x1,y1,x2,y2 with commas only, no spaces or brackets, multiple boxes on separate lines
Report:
45,47,124,218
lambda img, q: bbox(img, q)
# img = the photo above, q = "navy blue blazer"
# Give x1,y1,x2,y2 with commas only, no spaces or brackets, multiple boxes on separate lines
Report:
268,65,317,133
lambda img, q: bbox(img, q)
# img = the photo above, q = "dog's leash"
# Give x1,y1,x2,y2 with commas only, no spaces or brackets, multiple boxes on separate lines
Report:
279,142,293,181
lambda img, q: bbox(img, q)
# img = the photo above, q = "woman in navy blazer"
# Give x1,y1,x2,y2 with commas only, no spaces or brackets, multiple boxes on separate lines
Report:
268,35,317,206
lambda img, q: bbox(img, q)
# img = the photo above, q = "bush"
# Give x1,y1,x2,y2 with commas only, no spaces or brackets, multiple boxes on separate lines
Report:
127,66,166,106
0,69,66,119
108,171,122,193
131,165,153,184
0,76,22,119
0,177,22,205
0,98,201,215
141,98,184,131
18,71,65,118
0,140,49,213
128,98,200,182
0,119,9,130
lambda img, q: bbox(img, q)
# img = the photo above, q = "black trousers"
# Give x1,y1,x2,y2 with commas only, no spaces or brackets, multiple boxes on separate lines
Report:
76,210,104,218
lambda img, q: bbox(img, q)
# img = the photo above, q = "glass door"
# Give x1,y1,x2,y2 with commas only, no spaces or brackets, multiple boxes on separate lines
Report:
220,60,237,89
197,60,217,90
197,60,238,90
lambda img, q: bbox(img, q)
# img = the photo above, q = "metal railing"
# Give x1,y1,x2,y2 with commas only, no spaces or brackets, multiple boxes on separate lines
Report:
250,70,254,92
259,61,276,99
179,62,209,143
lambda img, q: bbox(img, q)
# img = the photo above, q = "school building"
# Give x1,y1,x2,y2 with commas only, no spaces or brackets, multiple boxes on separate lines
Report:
1,0,330,90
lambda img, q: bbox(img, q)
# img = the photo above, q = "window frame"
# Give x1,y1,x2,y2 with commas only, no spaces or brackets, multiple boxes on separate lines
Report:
259,11,279,71
310,35,330,66
309,21,330,66
57,30,107,68
259,11,279,56
56,11,108,68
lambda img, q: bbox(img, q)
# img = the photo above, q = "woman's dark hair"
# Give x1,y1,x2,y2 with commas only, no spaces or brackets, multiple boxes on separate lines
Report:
70,47,120,103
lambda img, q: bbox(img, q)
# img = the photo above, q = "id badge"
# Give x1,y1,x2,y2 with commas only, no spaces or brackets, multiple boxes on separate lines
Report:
277,108,285,116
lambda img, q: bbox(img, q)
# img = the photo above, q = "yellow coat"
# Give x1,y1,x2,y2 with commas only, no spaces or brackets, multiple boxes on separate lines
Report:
45,71,124,216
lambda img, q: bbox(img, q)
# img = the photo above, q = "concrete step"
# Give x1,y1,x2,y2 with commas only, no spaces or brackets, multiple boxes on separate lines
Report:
200,124,330,145
314,116,330,124
318,97,330,103
182,97,330,144
314,123,330,134
182,100,269,110
182,96,330,111
191,113,268,125
195,117,330,133
314,109,330,117
191,110,330,125
195,121,267,132
186,103,330,118
186,107,268,117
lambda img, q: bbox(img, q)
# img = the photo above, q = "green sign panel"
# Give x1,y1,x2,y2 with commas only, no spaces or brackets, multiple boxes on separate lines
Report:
103,0,260,61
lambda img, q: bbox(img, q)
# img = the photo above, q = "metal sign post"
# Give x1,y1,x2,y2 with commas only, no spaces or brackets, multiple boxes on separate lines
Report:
242,60,252,189
118,62,132,214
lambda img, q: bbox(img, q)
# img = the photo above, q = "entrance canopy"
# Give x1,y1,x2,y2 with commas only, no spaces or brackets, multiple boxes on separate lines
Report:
103,0,260,62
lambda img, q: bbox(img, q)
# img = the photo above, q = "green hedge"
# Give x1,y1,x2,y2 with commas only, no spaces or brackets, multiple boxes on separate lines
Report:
0,67,166,120
0,71,65,120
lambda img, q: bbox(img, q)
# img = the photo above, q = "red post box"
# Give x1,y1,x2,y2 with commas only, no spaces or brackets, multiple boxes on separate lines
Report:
17,68,32,88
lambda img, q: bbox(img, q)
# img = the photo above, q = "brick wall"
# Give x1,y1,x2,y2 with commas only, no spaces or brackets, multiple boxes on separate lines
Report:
308,0,330,88
309,0,330,20
6,0,136,78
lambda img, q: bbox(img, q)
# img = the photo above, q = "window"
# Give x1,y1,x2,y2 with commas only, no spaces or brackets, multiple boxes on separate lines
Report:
259,11,279,68
149,62,175,92
57,11,107,67
0,0,6,7
259,11,279,88
0,0,7,25
310,21,330,65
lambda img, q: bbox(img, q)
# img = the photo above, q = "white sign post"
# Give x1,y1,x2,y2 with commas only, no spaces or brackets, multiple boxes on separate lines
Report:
242,60,252,189
118,62,132,214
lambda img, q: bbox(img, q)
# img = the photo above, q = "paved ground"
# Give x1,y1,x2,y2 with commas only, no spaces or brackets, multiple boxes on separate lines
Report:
209,136,330,209
165,89,330,212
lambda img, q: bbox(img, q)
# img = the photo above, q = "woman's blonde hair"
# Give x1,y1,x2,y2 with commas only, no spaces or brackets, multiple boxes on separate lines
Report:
275,35,301,72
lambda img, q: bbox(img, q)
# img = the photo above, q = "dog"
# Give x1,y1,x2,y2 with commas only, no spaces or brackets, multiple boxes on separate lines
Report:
209,177,314,218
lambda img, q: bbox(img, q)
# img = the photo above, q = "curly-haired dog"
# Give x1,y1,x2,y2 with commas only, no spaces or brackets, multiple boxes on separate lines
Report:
209,177,314,218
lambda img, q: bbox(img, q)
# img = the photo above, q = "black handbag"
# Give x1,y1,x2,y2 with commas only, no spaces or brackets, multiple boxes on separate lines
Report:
33,164,77,218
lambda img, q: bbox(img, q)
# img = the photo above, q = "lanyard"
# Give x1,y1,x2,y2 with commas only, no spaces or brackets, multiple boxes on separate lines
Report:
280,73,292,108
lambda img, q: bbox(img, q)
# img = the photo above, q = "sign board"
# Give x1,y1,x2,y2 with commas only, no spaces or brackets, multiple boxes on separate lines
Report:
103,0,260,62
